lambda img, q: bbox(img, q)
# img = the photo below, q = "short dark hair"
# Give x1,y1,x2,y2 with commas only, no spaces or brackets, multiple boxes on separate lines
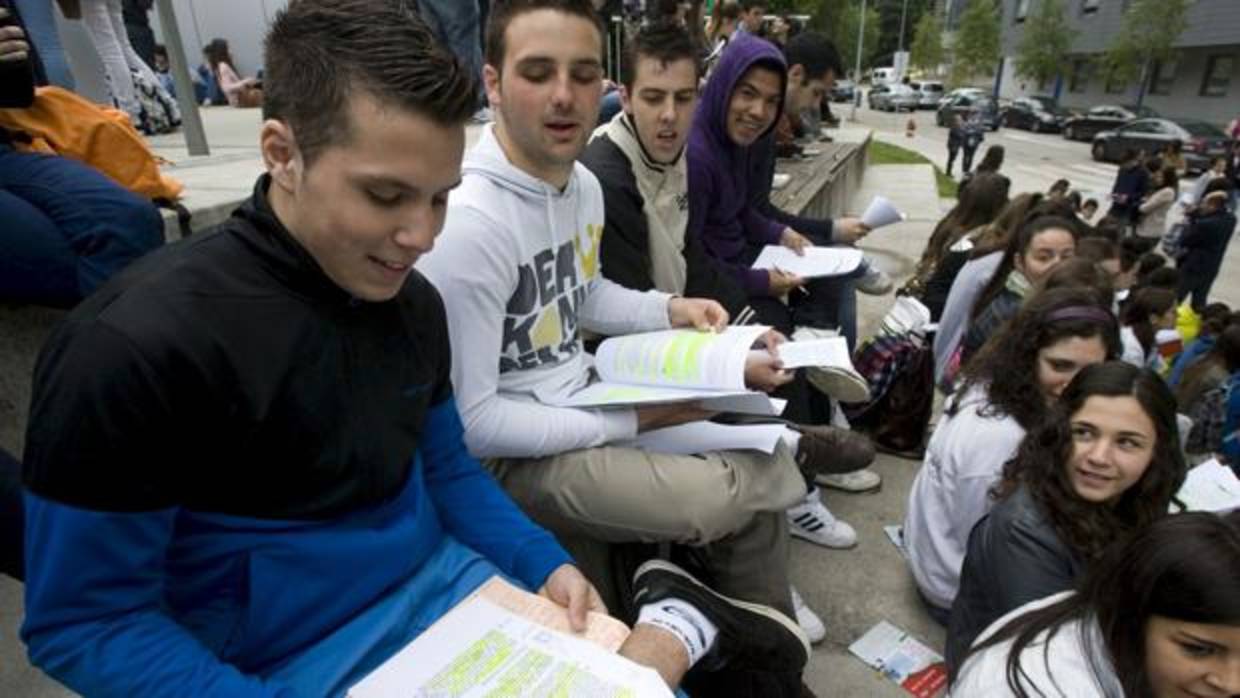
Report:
740,0,767,11
782,32,844,82
620,21,702,90
485,0,604,70
263,0,475,166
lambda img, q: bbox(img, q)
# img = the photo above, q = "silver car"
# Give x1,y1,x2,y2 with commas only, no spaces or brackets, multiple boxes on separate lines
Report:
910,80,944,109
870,84,919,112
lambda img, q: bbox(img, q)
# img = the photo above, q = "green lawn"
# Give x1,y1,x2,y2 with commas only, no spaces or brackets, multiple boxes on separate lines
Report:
867,139,958,199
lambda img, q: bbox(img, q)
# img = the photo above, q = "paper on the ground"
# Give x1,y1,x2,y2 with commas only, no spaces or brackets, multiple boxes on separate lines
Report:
772,173,791,190
860,195,906,229
473,577,630,651
595,325,768,391
883,525,906,558
347,597,672,698
777,336,854,370
622,421,787,455
1176,458,1240,513
752,246,864,279
849,621,948,698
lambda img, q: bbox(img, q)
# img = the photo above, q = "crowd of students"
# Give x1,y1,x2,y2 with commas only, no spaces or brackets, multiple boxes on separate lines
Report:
2,1,1239,697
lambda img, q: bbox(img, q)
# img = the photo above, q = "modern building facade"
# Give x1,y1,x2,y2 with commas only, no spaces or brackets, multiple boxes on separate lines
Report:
994,0,1239,126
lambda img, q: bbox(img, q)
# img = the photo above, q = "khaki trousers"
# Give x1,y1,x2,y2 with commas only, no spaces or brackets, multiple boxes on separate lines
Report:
487,442,805,615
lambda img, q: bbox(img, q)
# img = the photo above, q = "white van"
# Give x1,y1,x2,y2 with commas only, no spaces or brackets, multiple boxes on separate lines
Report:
871,67,897,85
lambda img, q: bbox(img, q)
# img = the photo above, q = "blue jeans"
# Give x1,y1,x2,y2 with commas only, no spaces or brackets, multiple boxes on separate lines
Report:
14,0,76,89
0,148,163,306
418,0,483,106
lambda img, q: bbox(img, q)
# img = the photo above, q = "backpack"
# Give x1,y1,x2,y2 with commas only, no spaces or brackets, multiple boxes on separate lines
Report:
0,86,183,202
1162,221,1187,259
130,67,181,136
844,331,935,458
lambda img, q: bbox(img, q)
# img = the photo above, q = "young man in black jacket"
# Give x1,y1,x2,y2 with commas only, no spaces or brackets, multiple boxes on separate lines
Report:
581,22,876,567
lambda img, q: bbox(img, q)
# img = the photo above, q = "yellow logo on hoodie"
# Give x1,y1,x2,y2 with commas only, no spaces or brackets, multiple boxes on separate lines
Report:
574,223,603,280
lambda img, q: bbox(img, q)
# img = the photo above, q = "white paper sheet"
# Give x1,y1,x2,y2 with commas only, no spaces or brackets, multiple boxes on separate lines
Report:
347,597,672,698
777,336,853,370
751,246,864,279
860,195,906,229
772,173,791,190
623,422,787,455
1176,459,1240,513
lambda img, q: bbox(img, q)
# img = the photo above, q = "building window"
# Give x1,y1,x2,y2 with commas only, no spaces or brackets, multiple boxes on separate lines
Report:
1149,57,1177,96
1081,0,1101,14
1105,68,1127,94
1201,54,1234,97
1069,58,1092,92
1015,0,1030,22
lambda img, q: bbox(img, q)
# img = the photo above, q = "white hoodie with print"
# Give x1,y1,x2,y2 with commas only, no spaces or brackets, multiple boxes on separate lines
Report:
418,125,673,459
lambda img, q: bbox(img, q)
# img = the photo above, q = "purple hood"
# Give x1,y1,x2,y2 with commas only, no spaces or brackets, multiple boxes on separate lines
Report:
686,33,787,296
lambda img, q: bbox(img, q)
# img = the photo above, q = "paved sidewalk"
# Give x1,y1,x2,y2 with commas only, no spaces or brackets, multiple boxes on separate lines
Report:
0,125,948,698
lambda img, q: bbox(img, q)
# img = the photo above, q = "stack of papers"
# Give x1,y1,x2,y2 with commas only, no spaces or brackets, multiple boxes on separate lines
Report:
860,195,906,229
752,246,864,279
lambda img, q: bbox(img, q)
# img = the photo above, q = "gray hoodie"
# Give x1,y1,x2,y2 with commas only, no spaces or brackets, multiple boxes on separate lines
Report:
418,125,672,459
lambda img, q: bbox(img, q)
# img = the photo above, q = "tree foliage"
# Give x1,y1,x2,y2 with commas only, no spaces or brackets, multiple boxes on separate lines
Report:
950,0,1001,87
1104,0,1189,86
1013,0,1075,87
909,11,944,74
832,1,882,77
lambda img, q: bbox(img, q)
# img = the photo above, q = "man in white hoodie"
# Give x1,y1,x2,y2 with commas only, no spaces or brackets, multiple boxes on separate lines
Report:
419,2,821,693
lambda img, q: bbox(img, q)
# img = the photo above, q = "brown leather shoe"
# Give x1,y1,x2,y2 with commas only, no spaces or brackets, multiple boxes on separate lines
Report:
791,424,876,476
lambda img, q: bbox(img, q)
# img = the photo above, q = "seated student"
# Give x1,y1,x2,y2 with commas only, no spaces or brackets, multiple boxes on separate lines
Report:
1170,302,1233,387
933,192,1044,388
578,22,872,562
19,4,805,695
960,214,1079,363
909,172,1010,320
0,22,164,308
904,288,1118,624
203,37,261,108
418,4,815,692
1180,324,1240,414
684,32,871,353
946,361,1186,671
1178,185,1237,313
1119,287,1178,370
952,511,1240,698
744,32,892,350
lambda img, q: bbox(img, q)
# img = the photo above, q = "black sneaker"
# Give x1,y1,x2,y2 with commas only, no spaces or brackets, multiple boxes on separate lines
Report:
632,559,810,674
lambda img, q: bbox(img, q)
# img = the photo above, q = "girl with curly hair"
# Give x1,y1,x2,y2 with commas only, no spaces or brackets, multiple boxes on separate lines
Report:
952,511,1240,697
946,361,1187,671
904,288,1120,624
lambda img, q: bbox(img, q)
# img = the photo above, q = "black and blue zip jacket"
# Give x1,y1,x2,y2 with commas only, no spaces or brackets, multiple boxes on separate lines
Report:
20,176,571,697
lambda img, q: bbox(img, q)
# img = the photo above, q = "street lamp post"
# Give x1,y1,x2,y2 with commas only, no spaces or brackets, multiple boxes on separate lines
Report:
850,0,868,121
898,0,910,52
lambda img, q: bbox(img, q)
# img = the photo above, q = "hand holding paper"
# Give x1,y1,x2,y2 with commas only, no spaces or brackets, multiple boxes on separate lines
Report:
753,246,863,279
860,195,906,230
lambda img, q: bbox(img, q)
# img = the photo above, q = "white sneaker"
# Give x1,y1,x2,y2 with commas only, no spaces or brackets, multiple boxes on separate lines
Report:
816,468,883,493
787,487,857,549
791,327,871,403
856,266,893,295
790,586,826,644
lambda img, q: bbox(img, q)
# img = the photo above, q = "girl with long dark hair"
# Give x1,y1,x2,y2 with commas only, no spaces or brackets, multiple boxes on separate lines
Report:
946,361,1188,670
960,214,1080,362
952,511,1240,697
904,288,1120,623
1119,287,1178,369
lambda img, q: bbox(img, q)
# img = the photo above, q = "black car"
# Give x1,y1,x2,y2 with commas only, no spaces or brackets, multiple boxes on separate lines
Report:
1091,118,1233,174
936,93,1001,131
1063,104,1159,141
1001,96,1070,132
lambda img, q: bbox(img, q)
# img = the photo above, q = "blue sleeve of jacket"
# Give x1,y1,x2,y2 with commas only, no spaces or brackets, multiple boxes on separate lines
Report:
21,494,297,698
419,397,572,590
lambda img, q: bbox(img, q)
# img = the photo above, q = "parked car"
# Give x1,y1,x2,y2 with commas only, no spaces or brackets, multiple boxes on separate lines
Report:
1001,96,1070,132
1062,104,1159,141
871,66,897,85
936,93,1001,131
937,87,985,109
1091,118,1233,174
909,80,944,109
868,84,919,112
830,79,856,103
